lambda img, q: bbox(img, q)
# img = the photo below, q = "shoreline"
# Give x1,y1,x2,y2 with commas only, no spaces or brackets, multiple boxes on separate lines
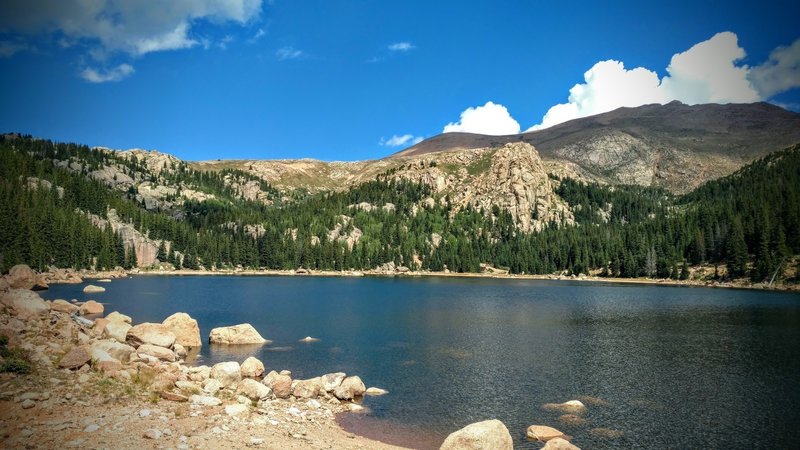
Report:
125,268,799,293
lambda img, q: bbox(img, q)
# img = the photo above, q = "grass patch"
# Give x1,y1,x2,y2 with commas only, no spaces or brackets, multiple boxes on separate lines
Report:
466,150,495,176
0,335,32,374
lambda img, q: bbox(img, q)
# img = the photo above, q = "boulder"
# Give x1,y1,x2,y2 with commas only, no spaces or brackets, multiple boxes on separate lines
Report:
190,395,222,406
162,312,202,348
105,311,132,323
292,377,321,399
543,438,581,450
51,299,78,314
333,375,366,400
59,346,91,370
320,372,345,392
126,323,176,348
225,404,249,417
237,378,272,400
209,361,241,387
7,265,36,290
0,277,9,292
208,324,268,345
263,370,292,399
91,348,122,373
526,425,565,441
0,289,49,320
202,378,222,394
440,419,513,450
103,321,132,343
137,344,176,362
80,300,105,315
33,274,49,291
83,285,106,293
240,356,265,378
93,318,110,335
91,340,136,363
173,343,187,358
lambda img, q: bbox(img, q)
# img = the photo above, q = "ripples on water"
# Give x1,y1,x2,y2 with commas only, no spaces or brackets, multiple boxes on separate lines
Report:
44,276,800,449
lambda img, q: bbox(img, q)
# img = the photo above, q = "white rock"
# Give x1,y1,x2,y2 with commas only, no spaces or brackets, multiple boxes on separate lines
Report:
190,395,222,406
440,419,513,450
143,429,162,439
237,378,271,400
365,387,389,396
83,424,100,433
240,356,265,378
208,324,268,345
225,404,249,417
83,285,106,293
209,361,241,387
202,378,223,394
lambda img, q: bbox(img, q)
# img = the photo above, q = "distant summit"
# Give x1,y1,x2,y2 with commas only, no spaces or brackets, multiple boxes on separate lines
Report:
393,102,800,193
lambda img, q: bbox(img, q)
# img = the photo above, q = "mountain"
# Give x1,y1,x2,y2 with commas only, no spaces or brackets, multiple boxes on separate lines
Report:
394,101,800,193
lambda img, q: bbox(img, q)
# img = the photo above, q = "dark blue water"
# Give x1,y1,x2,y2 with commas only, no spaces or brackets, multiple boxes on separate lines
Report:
43,276,800,449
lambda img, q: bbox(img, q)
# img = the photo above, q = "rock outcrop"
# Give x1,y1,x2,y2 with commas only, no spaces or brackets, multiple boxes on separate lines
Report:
7,265,36,290
0,289,49,320
208,324,268,345
439,419,513,450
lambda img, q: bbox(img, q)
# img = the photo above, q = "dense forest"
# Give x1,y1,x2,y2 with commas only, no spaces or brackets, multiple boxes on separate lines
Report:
0,134,798,283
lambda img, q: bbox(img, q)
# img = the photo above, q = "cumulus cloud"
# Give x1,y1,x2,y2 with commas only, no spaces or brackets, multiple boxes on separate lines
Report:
529,32,788,131
276,46,303,60
380,134,424,147
388,42,414,52
80,63,135,83
749,38,800,98
443,101,521,135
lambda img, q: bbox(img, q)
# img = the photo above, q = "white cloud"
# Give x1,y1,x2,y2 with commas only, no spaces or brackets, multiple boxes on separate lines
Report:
529,32,776,131
443,101,521,135
0,0,263,58
749,38,800,98
388,42,414,52
80,63,135,83
380,134,424,147
276,46,303,60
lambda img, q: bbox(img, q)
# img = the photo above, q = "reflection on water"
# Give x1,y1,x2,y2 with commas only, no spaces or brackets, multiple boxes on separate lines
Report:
43,276,800,449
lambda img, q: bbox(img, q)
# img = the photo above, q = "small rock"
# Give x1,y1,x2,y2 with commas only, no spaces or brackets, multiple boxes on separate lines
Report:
59,346,92,370
543,437,582,450
225,403,249,417
250,437,264,446
203,378,223,394
190,395,222,406
365,387,388,396
139,409,152,418
82,285,106,293
298,336,319,342
334,375,366,400
209,361,241,387
83,424,100,433
440,419,513,450
21,399,35,409
240,356,265,378
143,428,162,440
526,425,565,441
79,300,104,315
543,400,587,414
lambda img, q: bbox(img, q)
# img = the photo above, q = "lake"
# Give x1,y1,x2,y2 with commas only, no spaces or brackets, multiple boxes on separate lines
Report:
42,275,800,449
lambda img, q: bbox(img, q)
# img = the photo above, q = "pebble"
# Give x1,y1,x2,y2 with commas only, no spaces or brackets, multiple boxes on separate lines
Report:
83,424,100,433
211,426,224,435
269,420,279,426
139,409,151,418
143,428,162,440
21,399,35,409
250,437,264,446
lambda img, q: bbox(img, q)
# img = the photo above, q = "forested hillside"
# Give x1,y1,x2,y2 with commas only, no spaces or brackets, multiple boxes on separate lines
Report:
1,134,798,284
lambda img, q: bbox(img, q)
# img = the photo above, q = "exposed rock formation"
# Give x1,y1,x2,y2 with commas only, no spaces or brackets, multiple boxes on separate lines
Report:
0,289,49,320
439,419,513,450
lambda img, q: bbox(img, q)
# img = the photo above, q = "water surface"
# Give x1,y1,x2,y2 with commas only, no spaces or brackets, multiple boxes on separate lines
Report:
43,276,800,449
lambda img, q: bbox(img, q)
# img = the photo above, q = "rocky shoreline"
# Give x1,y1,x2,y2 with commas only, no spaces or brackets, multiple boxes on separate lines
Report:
0,264,410,450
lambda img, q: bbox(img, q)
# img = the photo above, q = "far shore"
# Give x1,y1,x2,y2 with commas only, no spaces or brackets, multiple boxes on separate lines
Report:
123,268,798,292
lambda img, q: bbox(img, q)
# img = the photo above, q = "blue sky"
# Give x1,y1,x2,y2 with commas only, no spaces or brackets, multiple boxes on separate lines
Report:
1,1,799,161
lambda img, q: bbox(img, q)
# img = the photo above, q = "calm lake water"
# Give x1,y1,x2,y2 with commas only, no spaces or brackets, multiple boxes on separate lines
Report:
43,276,800,449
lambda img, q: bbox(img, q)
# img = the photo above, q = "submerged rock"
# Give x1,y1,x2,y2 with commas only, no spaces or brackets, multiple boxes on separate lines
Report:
439,419,513,450
526,425,565,441
543,400,587,414
162,312,202,348
299,336,320,342
543,437,581,450
590,427,624,439
208,323,268,345
365,387,389,396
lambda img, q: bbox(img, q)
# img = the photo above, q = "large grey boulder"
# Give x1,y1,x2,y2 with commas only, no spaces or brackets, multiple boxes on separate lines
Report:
126,323,176,348
7,265,36,290
209,361,241,387
440,419,513,450
333,375,366,400
208,324,268,345
162,312,202,348
1,289,49,320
